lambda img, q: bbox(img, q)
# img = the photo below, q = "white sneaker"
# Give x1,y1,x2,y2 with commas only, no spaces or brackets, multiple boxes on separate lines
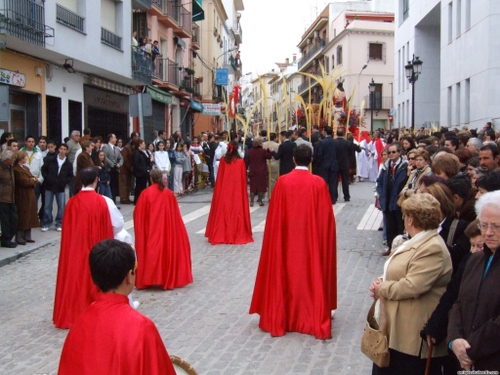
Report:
56,227,62,232
331,310,337,319
41,227,49,232
133,301,140,309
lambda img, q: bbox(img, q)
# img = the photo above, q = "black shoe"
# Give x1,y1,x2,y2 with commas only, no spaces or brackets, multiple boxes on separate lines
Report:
1,241,17,248
345,199,350,202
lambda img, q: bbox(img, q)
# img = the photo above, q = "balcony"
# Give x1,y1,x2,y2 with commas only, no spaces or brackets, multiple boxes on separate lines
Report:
132,47,152,85
149,0,163,16
132,0,152,11
179,72,194,94
364,95,393,110
56,4,84,33
191,23,200,50
154,0,179,28
153,58,181,88
101,27,122,50
233,22,242,44
297,73,322,94
173,5,191,38
0,0,54,47
298,39,327,70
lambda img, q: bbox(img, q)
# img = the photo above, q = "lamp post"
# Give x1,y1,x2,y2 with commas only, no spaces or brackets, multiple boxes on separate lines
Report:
369,78,376,132
405,54,423,132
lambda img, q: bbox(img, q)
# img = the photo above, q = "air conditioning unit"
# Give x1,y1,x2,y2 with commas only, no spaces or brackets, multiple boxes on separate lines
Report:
314,30,319,38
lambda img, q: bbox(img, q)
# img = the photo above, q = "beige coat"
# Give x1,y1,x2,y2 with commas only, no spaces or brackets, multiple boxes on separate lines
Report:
379,229,452,358
13,164,40,230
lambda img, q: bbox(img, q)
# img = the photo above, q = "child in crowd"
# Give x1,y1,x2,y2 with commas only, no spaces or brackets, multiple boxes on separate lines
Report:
94,150,112,200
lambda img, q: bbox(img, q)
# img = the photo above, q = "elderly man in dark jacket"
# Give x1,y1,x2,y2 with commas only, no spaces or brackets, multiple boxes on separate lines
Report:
0,150,18,248
376,142,408,255
41,144,73,231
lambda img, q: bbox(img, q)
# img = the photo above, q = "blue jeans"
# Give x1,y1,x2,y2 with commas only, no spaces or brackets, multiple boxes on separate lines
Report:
43,190,66,228
98,182,113,200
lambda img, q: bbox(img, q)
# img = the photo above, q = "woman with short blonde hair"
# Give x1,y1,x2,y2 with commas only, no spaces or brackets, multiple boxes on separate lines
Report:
369,193,452,374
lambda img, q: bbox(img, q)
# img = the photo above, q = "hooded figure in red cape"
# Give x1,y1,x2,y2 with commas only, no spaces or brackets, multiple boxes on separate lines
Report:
205,140,253,245
134,169,193,289
53,167,114,329
249,145,337,339
59,239,176,375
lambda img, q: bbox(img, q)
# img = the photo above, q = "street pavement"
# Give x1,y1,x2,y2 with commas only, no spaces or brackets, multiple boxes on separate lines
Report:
0,179,388,375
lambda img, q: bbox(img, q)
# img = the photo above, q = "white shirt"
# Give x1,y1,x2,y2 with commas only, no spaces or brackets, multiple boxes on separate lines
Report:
57,156,66,175
81,187,125,237
154,151,171,172
26,149,44,183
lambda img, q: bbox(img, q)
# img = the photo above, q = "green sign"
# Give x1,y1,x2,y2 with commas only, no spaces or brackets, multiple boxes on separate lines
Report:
145,86,172,104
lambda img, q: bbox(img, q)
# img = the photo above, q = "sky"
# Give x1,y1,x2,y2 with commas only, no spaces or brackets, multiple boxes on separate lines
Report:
238,0,330,76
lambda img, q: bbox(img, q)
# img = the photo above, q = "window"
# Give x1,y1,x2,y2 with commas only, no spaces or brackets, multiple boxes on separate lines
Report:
337,45,343,65
324,56,329,73
402,0,409,21
448,2,453,43
456,0,461,37
465,0,471,30
331,54,335,69
465,79,470,123
456,82,461,126
369,43,383,61
447,86,452,125
398,49,401,93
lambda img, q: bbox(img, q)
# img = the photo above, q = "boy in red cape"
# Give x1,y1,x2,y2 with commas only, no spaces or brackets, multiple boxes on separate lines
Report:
134,168,193,289
249,144,337,339
53,167,114,329
205,140,253,245
58,239,176,375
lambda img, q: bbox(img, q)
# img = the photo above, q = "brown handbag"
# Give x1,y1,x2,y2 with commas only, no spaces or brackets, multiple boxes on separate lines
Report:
361,298,390,368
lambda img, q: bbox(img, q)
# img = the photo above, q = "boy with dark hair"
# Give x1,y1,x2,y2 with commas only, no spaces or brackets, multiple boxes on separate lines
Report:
59,239,176,375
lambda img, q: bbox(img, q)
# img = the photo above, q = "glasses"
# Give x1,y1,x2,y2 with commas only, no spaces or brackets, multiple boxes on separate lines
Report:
477,223,500,232
389,151,399,154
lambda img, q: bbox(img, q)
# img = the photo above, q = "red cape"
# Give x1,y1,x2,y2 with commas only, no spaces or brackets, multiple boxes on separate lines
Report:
53,190,114,329
374,138,385,167
249,169,337,339
58,293,176,375
205,158,253,244
134,184,193,289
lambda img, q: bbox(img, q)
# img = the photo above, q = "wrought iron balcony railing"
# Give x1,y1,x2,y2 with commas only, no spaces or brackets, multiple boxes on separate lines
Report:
192,23,199,44
101,27,122,50
132,0,152,11
0,0,54,47
132,47,153,85
364,95,393,110
297,39,327,70
167,1,179,23
153,58,181,87
179,5,191,34
56,4,84,33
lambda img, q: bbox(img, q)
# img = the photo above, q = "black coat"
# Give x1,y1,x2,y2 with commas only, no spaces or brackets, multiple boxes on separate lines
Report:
315,136,339,172
272,140,296,176
335,137,351,171
439,217,471,274
132,149,151,178
41,155,73,193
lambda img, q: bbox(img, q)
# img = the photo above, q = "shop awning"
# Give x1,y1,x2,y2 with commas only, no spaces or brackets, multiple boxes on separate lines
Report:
145,85,173,104
190,100,204,112
192,0,204,21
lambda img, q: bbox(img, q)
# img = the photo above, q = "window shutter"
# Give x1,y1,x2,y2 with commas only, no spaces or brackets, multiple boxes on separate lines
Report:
101,0,116,33
57,0,77,13
383,43,386,64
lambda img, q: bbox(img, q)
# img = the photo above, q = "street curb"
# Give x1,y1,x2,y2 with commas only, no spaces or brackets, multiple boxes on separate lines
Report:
0,239,55,268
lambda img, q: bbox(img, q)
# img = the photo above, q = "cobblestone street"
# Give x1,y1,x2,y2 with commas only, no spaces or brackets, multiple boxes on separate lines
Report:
0,181,387,375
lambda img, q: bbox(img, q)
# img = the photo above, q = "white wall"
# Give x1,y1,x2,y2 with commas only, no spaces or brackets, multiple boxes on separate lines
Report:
44,0,132,79
45,65,86,139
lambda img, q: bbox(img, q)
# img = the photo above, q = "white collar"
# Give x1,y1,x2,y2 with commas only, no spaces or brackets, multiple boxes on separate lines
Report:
295,166,308,170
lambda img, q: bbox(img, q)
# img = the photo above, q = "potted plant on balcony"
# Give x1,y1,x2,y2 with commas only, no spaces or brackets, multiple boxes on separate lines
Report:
185,67,195,75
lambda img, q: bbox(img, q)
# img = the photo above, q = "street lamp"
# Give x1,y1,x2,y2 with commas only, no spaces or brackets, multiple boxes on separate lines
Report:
369,78,376,132
405,54,423,131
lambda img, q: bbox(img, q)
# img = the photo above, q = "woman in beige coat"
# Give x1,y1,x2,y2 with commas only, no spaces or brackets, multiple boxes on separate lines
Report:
398,149,431,205
369,193,452,375
13,151,40,245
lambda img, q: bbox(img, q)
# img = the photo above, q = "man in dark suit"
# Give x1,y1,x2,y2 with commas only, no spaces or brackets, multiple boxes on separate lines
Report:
270,130,296,176
315,126,339,204
335,129,351,202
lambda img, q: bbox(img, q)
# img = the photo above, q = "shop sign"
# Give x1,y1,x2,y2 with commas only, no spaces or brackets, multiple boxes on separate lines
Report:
215,69,228,86
202,103,221,116
0,69,26,88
